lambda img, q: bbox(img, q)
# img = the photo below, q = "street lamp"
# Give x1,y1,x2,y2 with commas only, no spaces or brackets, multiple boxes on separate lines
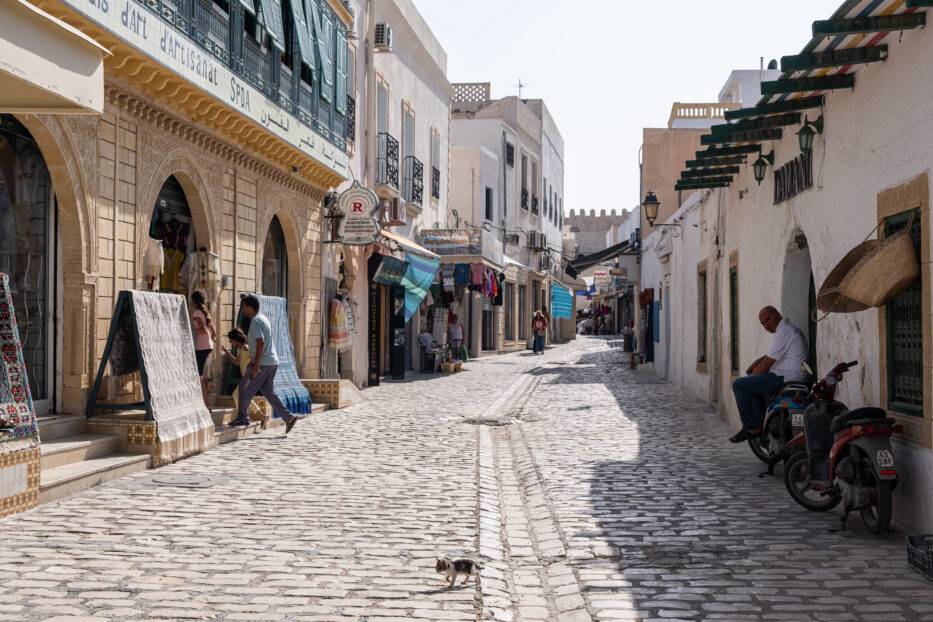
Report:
642,190,681,237
752,150,775,185
797,115,824,154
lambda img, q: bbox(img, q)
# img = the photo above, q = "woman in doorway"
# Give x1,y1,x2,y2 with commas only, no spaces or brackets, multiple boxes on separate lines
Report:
532,310,548,355
447,314,464,361
190,290,215,405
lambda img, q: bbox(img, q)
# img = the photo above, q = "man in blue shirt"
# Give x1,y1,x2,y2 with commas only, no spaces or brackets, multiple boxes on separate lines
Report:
233,295,299,433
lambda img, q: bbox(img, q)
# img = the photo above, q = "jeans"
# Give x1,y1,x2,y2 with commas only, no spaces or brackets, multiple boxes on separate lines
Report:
236,364,293,424
732,372,783,430
533,334,545,353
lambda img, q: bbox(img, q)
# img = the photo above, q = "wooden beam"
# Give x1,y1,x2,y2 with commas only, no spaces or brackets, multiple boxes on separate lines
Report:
681,167,740,179
781,45,888,72
761,74,854,96
676,182,730,190
725,96,824,121
696,145,761,159
710,113,801,135
813,13,925,37
686,155,746,168
701,128,782,145
678,174,733,184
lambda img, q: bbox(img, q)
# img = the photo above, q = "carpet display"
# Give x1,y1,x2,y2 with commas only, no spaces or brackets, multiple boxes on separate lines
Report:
92,291,214,463
0,274,37,442
241,295,312,414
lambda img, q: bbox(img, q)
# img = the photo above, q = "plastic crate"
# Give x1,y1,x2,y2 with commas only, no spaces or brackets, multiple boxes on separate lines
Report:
907,535,933,581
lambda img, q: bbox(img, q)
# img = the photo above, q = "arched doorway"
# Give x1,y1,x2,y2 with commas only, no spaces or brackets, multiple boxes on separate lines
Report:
0,115,56,414
262,215,288,298
781,230,817,372
150,175,196,294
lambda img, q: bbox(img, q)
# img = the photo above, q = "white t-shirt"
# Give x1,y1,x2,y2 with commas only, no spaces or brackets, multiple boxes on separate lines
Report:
448,322,463,341
767,318,809,382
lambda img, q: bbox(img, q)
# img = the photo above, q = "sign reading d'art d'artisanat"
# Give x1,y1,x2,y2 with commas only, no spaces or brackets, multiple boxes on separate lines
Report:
773,152,813,204
336,181,380,245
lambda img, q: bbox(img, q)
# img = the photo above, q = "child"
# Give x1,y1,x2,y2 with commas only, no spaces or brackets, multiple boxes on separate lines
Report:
220,328,267,427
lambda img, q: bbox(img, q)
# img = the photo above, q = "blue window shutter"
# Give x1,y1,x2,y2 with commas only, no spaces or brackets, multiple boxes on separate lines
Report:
239,0,256,15
291,0,316,70
308,0,333,101
336,29,347,113
257,0,286,52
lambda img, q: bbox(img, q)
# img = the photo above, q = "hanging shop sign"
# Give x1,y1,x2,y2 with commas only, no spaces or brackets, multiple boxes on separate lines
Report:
336,181,381,245
420,229,481,255
773,152,813,205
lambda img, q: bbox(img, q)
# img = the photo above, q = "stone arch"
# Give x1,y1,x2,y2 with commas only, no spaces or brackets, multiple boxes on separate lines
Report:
14,114,95,413
136,150,218,274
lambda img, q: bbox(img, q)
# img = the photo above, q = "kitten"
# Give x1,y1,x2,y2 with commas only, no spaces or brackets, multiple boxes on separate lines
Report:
435,556,483,587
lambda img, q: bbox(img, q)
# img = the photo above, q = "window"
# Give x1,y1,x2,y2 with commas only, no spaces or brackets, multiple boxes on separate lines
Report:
697,269,707,365
506,142,514,167
729,265,739,376
376,80,388,134
521,156,528,210
518,284,527,340
347,46,355,97
403,107,414,157
505,283,515,341
543,177,547,216
431,130,440,200
485,187,494,222
531,162,539,212
885,209,923,416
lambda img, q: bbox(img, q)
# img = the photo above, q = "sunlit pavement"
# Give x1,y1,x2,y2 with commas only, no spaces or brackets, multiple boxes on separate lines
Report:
1,336,933,621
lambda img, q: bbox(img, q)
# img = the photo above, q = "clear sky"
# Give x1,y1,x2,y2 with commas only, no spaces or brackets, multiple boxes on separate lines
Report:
412,0,836,217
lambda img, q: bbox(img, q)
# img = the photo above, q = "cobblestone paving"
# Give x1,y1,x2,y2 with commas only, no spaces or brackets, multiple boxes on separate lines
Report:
1,336,933,621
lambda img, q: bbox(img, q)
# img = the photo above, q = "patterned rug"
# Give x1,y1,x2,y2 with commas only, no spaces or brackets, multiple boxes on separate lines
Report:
0,274,38,442
240,295,312,415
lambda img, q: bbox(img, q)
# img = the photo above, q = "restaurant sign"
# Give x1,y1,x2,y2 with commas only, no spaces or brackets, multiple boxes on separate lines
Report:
336,181,380,245
420,229,482,256
773,152,813,205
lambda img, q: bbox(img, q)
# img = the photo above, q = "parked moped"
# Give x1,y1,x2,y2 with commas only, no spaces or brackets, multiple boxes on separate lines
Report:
747,379,811,474
783,360,901,534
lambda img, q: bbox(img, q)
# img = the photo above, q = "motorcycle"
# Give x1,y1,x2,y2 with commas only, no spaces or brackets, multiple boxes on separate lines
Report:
747,379,811,474
783,360,902,534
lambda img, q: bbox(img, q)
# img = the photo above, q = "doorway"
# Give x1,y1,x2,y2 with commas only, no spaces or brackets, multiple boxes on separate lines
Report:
262,215,288,298
782,230,815,370
150,175,195,295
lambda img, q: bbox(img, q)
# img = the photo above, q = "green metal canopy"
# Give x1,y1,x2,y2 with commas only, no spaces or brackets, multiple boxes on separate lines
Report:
701,128,782,145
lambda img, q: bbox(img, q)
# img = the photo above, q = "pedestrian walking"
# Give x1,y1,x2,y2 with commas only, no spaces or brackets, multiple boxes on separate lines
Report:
190,289,215,406
233,295,299,433
220,328,266,427
532,310,548,355
447,314,463,360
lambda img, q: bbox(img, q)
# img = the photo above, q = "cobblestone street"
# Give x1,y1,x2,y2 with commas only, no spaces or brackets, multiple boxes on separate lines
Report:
2,336,933,621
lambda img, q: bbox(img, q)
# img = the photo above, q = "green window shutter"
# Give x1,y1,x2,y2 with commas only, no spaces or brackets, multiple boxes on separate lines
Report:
335,29,347,114
729,266,739,376
308,0,333,102
885,209,923,416
291,0,316,70
240,0,257,15
257,0,286,52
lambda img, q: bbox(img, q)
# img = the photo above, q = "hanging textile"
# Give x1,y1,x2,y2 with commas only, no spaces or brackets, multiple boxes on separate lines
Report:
432,307,448,345
401,253,441,321
179,251,221,299
551,283,573,319
329,299,352,352
0,274,38,442
241,295,312,414
454,264,471,285
343,298,357,341
143,237,164,291
373,256,408,286
441,265,455,292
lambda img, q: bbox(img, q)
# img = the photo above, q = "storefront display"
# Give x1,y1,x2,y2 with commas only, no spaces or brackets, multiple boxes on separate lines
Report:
150,175,196,295
0,274,38,442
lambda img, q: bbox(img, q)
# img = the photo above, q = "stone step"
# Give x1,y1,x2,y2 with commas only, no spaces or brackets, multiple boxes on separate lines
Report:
37,414,86,442
39,433,120,471
210,407,237,427
39,453,151,504
214,421,263,444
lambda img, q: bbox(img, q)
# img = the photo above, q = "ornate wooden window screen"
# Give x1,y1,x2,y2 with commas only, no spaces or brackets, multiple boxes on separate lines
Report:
885,209,923,416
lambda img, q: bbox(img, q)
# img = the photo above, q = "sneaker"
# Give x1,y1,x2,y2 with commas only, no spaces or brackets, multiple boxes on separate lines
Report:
230,419,250,427
285,416,299,434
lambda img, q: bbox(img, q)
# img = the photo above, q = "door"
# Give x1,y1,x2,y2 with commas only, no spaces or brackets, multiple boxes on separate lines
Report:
664,285,671,380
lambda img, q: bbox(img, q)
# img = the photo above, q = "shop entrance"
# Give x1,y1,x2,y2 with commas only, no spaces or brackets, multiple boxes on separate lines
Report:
262,215,288,298
150,175,196,294
781,230,816,373
481,300,496,352
0,115,56,414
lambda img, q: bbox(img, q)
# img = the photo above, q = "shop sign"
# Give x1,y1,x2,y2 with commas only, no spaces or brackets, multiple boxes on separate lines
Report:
420,229,481,256
773,152,813,205
58,0,349,176
336,181,380,245
482,233,503,266
592,269,611,286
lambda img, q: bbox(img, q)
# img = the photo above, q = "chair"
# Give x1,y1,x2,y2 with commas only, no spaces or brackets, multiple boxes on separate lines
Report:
420,340,445,373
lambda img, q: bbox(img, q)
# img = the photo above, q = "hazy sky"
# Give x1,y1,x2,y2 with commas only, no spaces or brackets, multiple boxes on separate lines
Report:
412,0,835,216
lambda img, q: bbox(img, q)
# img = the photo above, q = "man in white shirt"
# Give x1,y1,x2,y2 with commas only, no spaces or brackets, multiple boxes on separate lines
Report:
729,306,809,443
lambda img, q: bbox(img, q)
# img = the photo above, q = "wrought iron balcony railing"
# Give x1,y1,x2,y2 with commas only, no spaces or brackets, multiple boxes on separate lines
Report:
432,166,440,200
404,156,424,205
346,95,356,142
521,188,528,210
531,195,539,214
377,133,400,190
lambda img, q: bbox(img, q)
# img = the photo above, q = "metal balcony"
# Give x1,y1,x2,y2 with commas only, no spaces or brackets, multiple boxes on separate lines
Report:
521,188,529,210
404,156,424,205
531,195,539,214
432,166,440,200
346,95,356,141
377,133,400,190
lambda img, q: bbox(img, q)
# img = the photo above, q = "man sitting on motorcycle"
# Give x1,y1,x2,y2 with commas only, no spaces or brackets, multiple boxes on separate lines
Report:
729,306,809,443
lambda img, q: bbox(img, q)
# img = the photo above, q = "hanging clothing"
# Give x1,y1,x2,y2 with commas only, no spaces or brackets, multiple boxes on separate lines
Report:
442,265,455,292
470,263,485,286
160,248,186,292
454,264,471,285
343,298,357,342
143,237,164,290
493,274,504,306
329,299,352,352
158,219,190,251
180,251,221,300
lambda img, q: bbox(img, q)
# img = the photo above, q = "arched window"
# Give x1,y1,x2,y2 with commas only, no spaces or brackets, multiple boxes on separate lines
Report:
150,175,195,293
262,215,288,298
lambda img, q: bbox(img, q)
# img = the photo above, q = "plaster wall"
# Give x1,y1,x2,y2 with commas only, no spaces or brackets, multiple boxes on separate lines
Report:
640,127,707,235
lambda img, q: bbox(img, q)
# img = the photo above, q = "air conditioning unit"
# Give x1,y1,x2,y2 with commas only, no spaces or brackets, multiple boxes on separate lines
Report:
505,233,520,246
381,197,405,227
539,254,550,271
539,233,547,251
527,231,539,249
374,23,392,51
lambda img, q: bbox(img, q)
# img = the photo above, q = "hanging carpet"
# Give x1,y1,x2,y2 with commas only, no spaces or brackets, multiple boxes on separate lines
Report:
0,274,38,442
401,253,441,321
239,295,312,414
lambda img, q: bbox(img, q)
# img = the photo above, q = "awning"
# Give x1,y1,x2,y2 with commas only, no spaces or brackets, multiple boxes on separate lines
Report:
0,0,109,114
551,282,573,319
381,230,440,259
567,240,634,275
436,255,502,270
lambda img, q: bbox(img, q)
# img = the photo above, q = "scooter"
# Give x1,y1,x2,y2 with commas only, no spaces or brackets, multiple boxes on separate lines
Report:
747,379,811,475
783,360,901,534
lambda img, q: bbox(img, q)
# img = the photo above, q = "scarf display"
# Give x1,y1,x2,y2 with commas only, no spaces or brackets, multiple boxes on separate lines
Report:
0,274,38,442
343,299,357,341
401,253,441,321
245,295,312,414
329,299,352,352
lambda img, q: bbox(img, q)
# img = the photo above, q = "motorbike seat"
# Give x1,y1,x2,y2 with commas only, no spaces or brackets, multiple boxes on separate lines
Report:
766,382,810,404
830,407,888,433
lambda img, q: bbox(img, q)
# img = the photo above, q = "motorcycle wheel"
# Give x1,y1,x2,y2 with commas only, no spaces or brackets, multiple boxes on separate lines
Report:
748,435,780,466
859,459,893,534
783,451,841,512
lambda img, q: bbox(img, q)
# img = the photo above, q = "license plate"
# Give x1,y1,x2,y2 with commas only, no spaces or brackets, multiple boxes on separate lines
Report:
792,413,804,427
876,449,895,468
